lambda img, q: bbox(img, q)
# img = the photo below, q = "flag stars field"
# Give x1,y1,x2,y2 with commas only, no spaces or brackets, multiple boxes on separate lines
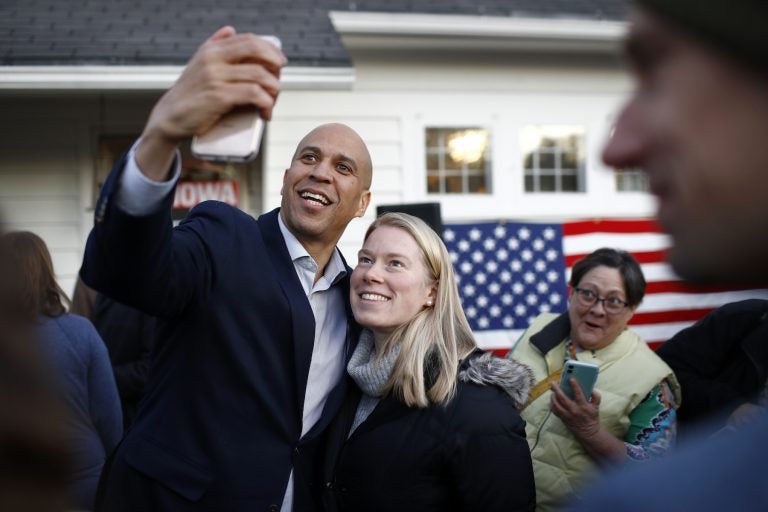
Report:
444,218,768,352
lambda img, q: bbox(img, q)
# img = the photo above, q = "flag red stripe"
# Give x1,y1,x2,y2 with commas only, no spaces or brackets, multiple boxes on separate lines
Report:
565,249,667,267
563,219,663,236
644,280,762,294
630,308,714,325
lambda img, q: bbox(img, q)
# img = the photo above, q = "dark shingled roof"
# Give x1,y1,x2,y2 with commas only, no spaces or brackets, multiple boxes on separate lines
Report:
0,0,628,67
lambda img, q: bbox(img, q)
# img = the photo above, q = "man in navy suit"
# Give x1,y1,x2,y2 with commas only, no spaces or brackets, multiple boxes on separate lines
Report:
568,0,768,509
81,26,372,511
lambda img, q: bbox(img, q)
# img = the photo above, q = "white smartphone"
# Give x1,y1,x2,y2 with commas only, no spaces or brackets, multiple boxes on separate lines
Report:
559,360,599,400
191,35,281,162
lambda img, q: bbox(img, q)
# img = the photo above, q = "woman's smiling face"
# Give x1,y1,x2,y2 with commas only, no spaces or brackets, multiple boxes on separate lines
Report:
351,225,436,345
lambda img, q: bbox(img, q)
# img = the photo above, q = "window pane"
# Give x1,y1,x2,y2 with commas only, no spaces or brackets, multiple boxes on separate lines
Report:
444,152,463,171
425,126,490,194
521,125,585,193
561,149,579,170
524,173,535,192
523,151,535,170
427,174,441,193
539,151,555,170
447,129,487,165
426,152,439,171
425,128,439,148
561,172,579,192
540,137,557,149
468,175,487,193
615,169,649,192
467,155,486,171
445,175,463,193
539,174,556,192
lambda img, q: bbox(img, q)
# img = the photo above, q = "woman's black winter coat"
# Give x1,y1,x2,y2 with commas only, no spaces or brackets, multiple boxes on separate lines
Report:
320,350,536,512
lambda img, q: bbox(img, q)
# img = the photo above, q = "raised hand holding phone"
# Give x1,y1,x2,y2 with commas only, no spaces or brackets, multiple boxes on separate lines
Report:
136,28,286,180
191,35,282,162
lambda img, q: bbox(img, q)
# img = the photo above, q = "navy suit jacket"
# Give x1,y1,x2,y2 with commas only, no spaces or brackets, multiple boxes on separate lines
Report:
81,154,358,511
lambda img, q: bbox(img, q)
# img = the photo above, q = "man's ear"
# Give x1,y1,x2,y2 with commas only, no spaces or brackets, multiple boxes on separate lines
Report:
355,190,372,218
280,169,288,196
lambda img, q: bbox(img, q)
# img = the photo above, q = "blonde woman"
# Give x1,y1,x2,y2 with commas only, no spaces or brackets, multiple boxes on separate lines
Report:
320,213,535,512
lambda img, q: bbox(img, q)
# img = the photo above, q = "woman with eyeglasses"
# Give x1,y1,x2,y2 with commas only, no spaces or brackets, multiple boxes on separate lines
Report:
507,248,681,512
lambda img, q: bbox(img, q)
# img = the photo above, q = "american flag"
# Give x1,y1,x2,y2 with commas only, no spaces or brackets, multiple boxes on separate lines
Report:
443,218,768,354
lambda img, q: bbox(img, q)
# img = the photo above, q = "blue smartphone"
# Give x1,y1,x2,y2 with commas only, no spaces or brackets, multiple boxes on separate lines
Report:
559,360,599,400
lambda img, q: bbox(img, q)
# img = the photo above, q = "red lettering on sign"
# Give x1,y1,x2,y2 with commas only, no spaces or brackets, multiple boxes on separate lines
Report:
173,180,240,209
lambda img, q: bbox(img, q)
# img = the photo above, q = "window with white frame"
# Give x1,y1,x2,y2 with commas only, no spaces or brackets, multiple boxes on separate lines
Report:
425,127,491,194
615,168,650,192
522,125,585,193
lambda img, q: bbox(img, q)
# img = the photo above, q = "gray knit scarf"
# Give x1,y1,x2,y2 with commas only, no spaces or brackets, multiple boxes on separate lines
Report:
346,329,401,435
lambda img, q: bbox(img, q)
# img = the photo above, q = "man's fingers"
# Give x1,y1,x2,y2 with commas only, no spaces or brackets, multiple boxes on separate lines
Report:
206,26,237,44
146,28,285,141
209,33,287,72
234,83,279,121
220,63,282,97
200,82,280,123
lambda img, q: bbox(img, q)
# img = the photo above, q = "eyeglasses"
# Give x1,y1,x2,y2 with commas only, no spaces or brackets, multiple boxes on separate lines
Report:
572,287,629,314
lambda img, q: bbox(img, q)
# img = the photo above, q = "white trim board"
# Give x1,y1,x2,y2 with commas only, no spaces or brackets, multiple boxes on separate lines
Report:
330,11,627,53
0,66,355,91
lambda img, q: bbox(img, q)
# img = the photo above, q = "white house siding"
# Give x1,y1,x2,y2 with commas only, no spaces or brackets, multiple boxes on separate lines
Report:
267,50,647,263
0,94,156,296
0,101,87,296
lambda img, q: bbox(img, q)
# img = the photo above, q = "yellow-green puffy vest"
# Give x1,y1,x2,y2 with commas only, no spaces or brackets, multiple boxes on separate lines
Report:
511,313,681,512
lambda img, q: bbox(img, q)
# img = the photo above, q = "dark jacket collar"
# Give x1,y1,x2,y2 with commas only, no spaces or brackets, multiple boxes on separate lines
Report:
530,313,571,356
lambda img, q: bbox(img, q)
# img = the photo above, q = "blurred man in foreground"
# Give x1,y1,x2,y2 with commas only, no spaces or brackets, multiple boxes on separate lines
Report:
570,0,768,509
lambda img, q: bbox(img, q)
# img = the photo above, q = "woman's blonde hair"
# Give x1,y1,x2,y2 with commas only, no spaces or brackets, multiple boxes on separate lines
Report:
367,212,477,408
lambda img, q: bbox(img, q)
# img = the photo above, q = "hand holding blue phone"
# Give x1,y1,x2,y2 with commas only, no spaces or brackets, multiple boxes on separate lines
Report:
559,360,599,400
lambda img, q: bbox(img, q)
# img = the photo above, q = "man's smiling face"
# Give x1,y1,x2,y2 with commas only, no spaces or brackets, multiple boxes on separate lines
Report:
280,123,372,248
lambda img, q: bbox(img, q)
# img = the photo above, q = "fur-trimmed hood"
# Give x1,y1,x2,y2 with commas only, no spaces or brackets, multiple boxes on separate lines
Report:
458,351,534,410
